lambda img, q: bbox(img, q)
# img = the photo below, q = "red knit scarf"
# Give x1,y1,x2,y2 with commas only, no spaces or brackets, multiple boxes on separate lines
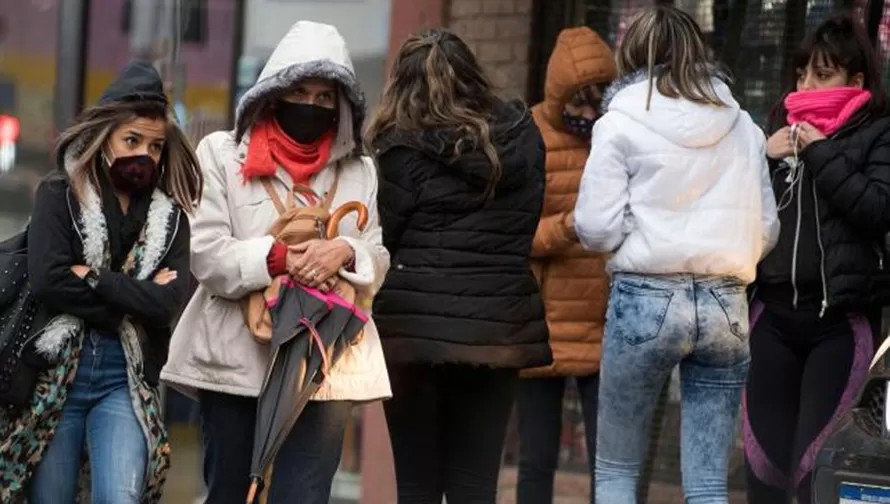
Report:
240,119,334,184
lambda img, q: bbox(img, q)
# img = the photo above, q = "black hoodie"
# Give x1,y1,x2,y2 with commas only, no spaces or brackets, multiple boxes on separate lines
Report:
371,100,552,368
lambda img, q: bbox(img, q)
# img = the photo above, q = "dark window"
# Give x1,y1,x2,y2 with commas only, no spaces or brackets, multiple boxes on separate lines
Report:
120,0,208,45
179,0,208,44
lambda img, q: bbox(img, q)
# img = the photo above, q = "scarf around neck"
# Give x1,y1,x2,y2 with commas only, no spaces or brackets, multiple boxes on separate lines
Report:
240,119,334,185
785,87,872,136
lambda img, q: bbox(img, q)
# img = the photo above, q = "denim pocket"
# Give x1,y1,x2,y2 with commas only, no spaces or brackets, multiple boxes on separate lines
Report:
607,280,673,346
710,285,749,340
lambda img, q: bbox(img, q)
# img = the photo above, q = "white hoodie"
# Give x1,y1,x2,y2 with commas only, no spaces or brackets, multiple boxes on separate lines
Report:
574,73,780,283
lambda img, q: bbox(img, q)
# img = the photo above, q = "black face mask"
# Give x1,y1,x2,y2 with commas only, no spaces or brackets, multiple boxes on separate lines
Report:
274,101,338,144
562,110,596,139
104,152,159,194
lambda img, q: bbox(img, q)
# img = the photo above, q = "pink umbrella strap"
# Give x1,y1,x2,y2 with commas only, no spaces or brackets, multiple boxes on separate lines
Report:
323,291,369,323
300,317,331,380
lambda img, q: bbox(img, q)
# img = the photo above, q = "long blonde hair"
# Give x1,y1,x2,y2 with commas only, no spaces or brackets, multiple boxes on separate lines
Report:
364,28,504,199
617,5,729,110
55,101,203,212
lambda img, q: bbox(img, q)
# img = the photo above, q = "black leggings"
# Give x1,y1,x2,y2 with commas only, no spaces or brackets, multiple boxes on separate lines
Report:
743,300,878,504
384,363,518,504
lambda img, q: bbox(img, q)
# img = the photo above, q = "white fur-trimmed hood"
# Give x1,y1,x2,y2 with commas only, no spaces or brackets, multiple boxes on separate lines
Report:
234,20,367,162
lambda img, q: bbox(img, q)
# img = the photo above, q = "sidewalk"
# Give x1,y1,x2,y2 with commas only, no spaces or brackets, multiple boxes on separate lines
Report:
495,468,747,504
163,423,748,504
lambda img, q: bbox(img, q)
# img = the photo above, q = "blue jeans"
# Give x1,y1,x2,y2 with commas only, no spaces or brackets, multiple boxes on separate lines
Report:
199,390,353,504
29,331,147,504
595,274,750,504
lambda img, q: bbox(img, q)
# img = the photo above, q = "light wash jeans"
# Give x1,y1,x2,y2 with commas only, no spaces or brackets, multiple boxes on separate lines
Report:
29,331,146,504
595,274,750,504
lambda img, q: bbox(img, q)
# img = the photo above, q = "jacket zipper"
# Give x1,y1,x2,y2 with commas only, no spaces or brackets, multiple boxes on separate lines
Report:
874,243,885,271
812,181,829,317
790,169,804,308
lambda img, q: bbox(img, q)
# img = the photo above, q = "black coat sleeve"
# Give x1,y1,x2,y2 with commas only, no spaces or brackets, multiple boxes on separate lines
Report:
804,128,890,237
28,178,124,331
92,211,191,327
376,147,420,255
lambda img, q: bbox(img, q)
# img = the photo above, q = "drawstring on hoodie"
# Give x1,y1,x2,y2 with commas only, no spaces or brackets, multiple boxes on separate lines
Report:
781,122,829,317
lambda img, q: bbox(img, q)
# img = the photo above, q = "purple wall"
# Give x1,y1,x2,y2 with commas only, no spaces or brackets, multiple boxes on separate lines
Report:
85,0,237,84
0,2,58,55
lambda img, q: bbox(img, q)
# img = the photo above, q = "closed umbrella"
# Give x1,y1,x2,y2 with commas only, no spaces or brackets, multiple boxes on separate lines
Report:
246,279,368,503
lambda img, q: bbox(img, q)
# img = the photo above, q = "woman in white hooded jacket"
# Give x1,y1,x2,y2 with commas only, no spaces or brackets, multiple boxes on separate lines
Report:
161,21,391,504
573,6,779,504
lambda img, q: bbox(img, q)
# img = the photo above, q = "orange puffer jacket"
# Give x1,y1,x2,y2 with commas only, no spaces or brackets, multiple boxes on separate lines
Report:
522,27,616,378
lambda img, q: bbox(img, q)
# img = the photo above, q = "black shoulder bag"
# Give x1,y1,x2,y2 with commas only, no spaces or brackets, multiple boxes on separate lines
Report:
0,228,52,409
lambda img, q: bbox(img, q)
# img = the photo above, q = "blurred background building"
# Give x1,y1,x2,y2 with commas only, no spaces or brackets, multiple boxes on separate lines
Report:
2,0,890,503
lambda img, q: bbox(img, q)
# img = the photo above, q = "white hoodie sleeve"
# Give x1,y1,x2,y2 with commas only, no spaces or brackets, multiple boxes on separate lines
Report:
189,133,275,300
335,157,391,297
757,136,781,258
574,115,630,253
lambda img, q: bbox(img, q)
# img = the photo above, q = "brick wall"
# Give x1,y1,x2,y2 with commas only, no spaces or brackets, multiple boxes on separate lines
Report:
447,0,534,100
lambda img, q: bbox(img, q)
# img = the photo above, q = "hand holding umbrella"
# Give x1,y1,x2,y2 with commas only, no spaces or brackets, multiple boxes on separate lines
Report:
289,238,354,288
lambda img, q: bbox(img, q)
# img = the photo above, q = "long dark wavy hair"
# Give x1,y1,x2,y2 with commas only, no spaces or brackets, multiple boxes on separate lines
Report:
766,13,890,134
364,28,505,199
55,100,203,212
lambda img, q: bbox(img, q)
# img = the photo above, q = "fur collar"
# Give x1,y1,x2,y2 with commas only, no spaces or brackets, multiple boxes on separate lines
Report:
601,63,730,113
75,182,177,280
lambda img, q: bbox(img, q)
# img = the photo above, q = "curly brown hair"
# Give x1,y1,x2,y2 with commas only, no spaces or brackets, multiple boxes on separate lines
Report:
364,28,504,199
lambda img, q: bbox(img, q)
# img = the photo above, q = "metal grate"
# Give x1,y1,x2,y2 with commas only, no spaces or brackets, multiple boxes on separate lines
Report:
862,381,887,436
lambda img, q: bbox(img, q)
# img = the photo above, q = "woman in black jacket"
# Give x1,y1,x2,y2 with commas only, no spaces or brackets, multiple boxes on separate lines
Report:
0,61,202,503
366,28,551,504
746,14,890,504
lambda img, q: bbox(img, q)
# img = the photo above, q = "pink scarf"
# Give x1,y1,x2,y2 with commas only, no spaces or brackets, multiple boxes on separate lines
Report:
785,87,872,136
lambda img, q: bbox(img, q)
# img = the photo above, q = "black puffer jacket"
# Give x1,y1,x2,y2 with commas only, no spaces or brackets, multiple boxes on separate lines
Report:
372,100,551,368
757,115,890,311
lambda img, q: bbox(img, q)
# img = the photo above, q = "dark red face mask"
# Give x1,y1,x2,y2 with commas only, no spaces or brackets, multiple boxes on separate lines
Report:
104,152,159,194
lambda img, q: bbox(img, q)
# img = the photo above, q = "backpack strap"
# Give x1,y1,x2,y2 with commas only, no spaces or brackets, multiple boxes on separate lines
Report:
260,178,289,215
322,161,341,210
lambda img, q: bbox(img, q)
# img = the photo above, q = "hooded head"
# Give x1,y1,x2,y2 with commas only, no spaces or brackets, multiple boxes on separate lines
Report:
56,60,202,212
235,21,366,162
539,27,616,135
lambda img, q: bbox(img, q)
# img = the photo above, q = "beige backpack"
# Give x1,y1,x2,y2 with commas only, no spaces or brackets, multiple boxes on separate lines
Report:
240,171,368,344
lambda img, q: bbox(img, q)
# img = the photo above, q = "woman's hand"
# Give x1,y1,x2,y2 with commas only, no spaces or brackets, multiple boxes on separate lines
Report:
796,121,827,149
71,265,90,278
766,126,793,160
289,239,355,288
153,268,178,286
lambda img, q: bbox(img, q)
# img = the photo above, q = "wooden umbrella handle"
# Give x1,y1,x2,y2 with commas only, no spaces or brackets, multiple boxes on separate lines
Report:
326,201,369,240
